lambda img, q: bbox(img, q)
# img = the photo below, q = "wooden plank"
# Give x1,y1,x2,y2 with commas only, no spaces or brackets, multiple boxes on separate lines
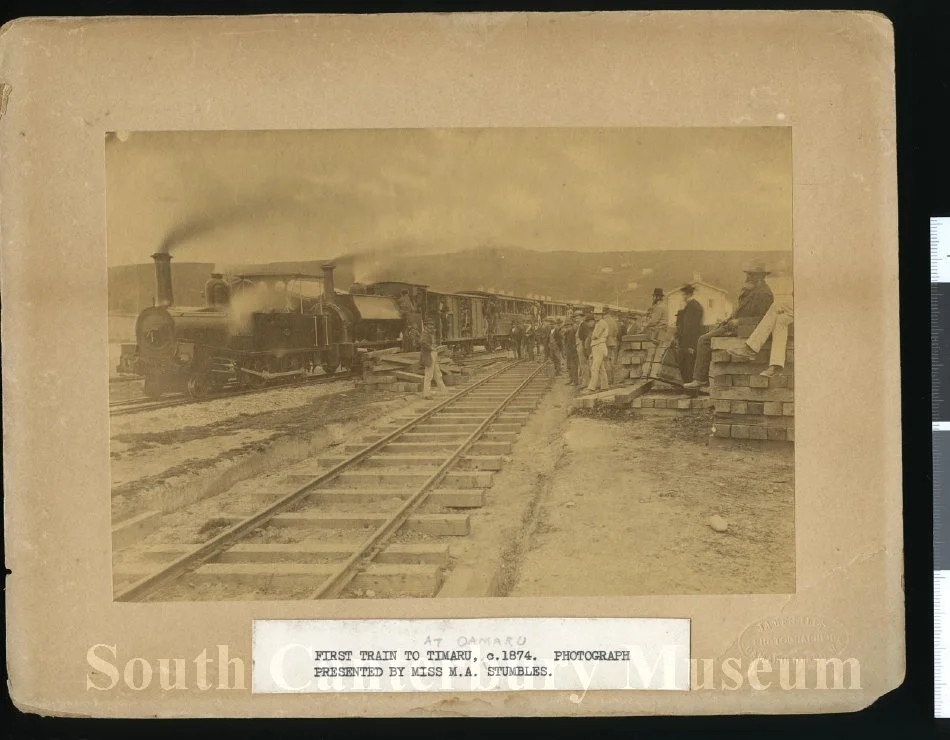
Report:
437,567,499,598
366,347,401,359
112,511,161,549
393,371,425,383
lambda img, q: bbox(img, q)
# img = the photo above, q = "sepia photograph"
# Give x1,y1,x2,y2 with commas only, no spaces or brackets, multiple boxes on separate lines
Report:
2,9,905,717
107,127,795,602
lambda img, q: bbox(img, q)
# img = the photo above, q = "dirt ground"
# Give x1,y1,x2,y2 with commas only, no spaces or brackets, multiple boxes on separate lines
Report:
508,385,795,596
113,362,795,599
110,380,411,522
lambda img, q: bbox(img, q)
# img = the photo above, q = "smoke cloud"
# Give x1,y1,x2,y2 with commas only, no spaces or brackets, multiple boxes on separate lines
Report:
158,191,311,255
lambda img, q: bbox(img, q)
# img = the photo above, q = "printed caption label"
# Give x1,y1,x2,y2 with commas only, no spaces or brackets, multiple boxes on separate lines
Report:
252,618,690,693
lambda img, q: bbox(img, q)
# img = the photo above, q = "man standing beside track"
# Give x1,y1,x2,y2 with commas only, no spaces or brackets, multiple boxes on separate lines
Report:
524,324,536,361
510,321,524,359
419,320,448,399
562,315,578,385
548,318,564,375
581,309,610,394
576,311,594,388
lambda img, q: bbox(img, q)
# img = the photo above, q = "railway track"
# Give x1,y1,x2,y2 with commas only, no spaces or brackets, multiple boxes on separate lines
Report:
113,360,551,601
109,349,507,417
109,370,357,417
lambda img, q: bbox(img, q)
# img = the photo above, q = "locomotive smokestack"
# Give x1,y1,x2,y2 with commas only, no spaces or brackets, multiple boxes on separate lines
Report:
152,252,174,307
322,263,336,303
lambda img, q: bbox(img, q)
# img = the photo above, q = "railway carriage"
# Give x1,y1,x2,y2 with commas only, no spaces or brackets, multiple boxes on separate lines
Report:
361,281,492,353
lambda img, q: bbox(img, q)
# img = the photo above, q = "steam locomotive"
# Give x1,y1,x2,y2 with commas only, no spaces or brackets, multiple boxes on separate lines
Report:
118,253,641,398
124,254,405,398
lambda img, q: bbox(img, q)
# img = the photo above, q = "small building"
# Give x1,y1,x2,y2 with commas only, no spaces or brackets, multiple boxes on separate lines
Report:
664,280,733,327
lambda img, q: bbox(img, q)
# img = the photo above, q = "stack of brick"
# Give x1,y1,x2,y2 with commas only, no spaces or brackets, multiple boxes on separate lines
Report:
708,319,794,444
618,333,654,380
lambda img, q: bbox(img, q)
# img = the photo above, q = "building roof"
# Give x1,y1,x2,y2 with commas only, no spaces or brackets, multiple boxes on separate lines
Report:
231,272,324,281
666,280,728,295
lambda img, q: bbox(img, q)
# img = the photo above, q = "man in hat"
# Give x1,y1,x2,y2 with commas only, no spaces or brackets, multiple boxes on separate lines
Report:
397,289,417,351
548,318,564,375
562,314,579,385
576,311,595,387
419,319,449,399
510,320,524,359
726,271,793,376
642,288,668,338
674,284,705,384
522,322,538,362
684,264,774,389
582,307,611,393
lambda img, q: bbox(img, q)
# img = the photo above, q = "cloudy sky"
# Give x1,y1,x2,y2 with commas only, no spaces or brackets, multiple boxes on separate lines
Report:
105,127,792,266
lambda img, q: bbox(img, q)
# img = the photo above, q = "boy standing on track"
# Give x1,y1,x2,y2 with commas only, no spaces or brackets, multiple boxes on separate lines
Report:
420,320,448,399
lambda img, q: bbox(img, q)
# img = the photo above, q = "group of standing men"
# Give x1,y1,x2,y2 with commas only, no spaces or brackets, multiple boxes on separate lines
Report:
509,308,629,394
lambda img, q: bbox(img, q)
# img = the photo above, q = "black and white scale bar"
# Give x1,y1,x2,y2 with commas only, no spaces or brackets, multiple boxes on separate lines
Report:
933,217,950,717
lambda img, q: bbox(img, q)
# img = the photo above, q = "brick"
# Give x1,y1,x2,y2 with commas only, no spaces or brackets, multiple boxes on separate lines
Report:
764,401,784,416
731,425,751,439
713,424,731,438
786,350,794,364
731,401,749,414
677,398,692,409
655,398,669,408
631,398,642,407
748,425,769,440
767,427,787,441
714,399,731,414
783,403,794,416
708,387,794,402
787,375,794,390
714,374,733,387
787,427,795,442
641,398,655,408
746,401,765,415
711,350,732,363
732,375,751,387
769,375,788,388
749,375,770,388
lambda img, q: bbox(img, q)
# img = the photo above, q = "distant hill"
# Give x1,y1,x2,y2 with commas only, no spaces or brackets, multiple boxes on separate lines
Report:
108,248,790,314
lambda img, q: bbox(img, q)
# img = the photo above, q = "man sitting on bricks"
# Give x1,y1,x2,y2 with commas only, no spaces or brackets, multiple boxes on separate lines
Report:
726,280,794,377
683,263,774,390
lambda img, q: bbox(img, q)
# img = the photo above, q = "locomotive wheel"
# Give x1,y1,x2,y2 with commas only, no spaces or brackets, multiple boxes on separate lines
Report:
186,375,211,399
143,370,164,399
321,347,341,375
